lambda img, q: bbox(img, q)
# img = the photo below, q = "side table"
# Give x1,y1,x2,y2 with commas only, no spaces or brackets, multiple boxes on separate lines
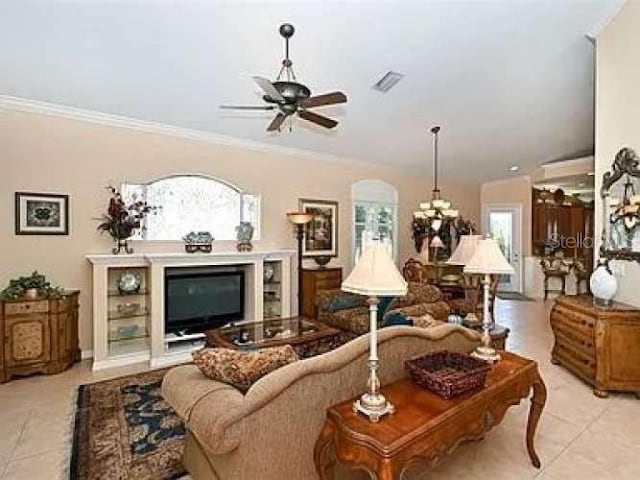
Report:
314,351,546,480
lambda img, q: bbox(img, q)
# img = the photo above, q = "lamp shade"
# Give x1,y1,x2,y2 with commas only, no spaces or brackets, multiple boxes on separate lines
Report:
447,235,481,265
342,243,407,297
463,238,515,275
287,212,314,225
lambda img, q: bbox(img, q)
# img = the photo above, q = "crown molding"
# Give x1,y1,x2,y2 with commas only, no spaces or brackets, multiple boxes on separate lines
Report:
0,94,379,170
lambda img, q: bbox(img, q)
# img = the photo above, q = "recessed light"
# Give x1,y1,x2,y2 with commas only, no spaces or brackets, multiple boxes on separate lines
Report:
509,165,519,172
587,171,595,176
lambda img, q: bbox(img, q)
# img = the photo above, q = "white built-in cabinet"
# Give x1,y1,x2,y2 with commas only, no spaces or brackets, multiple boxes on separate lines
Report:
87,250,294,371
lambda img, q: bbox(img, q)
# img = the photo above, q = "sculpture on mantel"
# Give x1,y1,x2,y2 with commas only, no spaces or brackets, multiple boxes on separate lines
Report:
236,221,255,252
96,186,157,254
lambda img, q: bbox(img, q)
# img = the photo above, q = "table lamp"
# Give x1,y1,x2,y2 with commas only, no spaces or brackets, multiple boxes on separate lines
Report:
287,212,314,316
463,237,514,362
447,235,482,322
342,242,408,422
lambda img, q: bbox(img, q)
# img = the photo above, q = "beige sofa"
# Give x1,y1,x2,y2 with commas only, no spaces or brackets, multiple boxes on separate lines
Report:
162,324,481,480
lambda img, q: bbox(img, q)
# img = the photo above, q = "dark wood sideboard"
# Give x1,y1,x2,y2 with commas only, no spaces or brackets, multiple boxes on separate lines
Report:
550,294,640,398
301,267,342,319
0,291,80,382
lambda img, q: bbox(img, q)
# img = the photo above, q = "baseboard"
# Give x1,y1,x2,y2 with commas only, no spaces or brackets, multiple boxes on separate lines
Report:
81,349,93,360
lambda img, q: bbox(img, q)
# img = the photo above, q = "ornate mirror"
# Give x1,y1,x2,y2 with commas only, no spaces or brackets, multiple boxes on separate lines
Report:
600,147,640,262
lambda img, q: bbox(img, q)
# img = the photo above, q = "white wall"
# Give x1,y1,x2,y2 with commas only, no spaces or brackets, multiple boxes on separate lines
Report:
596,0,640,306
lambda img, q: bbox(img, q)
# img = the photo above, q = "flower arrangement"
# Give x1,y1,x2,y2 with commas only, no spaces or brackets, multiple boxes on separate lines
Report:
97,186,157,254
0,271,65,300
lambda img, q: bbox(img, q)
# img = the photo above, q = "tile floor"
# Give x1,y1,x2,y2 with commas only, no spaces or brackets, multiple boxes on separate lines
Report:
0,298,638,480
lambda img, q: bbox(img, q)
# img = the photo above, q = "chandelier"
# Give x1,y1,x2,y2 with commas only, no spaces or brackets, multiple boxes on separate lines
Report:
413,126,459,232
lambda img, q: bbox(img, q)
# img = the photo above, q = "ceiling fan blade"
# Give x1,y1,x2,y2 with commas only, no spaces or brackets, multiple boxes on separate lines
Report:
299,110,338,129
253,76,285,102
267,113,287,132
299,91,347,109
220,105,276,110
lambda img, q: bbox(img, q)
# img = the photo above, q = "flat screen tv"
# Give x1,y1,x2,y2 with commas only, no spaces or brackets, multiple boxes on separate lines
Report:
165,268,245,334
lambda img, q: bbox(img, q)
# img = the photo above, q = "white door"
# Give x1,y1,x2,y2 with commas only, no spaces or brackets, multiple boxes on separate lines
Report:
482,204,523,293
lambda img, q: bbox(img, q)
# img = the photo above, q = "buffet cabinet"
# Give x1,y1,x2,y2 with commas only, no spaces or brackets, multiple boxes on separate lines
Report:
0,291,80,382
550,295,640,398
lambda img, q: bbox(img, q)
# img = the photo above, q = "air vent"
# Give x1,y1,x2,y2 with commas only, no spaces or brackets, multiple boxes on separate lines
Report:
372,71,404,93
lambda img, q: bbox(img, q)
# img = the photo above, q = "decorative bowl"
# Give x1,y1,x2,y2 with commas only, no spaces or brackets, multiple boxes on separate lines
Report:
314,256,331,268
116,325,139,338
117,302,141,316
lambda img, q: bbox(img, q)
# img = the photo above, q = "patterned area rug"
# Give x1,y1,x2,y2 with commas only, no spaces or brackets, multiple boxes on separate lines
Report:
70,369,186,480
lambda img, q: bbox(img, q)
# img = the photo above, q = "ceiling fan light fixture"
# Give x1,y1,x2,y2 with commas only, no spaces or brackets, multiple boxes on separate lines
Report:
372,71,404,93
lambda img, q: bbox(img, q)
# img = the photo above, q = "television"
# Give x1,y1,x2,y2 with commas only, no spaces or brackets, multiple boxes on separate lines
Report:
165,268,245,334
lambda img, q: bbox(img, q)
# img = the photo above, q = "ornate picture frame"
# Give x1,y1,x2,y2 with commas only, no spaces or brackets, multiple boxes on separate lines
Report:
299,198,338,257
15,192,69,235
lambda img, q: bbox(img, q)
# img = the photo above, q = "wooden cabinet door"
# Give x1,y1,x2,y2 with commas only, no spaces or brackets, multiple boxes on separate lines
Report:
4,315,51,367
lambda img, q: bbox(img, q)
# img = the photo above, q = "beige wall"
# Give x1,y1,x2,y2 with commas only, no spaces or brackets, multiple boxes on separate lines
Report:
1,110,480,351
481,175,532,257
596,0,640,306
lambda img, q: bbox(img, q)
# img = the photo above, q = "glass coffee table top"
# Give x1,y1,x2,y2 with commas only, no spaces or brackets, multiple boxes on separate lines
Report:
212,317,336,349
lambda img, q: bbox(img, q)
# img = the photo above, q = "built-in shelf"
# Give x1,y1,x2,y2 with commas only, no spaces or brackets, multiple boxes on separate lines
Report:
107,309,150,321
88,250,294,371
108,288,149,297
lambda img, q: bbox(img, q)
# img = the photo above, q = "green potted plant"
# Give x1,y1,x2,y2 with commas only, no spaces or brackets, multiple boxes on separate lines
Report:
0,272,65,300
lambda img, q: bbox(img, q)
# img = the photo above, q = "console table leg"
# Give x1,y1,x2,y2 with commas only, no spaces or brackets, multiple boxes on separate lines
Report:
526,374,547,468
314,421,337,480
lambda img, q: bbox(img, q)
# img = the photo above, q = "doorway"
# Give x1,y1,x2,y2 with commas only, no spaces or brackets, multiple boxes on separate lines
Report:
482,204,523,293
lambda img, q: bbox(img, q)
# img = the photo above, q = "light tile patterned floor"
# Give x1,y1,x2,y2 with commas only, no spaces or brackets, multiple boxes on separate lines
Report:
0,298,638,479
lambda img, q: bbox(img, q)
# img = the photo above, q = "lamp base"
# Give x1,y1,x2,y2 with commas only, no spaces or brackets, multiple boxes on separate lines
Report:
353,393,395,422
471,345,501,363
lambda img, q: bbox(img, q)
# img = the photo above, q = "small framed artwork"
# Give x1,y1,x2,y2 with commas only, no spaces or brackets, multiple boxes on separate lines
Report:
15,192,69,235
299,198,338,257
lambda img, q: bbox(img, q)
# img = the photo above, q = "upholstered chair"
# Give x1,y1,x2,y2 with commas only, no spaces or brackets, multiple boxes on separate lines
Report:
402,258,428,283
540,256,570,300
571,258,591,295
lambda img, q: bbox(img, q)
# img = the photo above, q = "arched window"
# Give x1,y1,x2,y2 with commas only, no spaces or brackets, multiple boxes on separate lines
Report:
121,175,260,241
351,180,399,264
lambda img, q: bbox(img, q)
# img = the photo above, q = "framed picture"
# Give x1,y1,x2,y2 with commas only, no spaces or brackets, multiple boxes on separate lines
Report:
299,198,338,257
15,192,69,235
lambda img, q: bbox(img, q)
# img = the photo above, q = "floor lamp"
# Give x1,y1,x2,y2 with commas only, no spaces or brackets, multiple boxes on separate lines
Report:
342,242,408,422
463,237,514,362
287,212,314,316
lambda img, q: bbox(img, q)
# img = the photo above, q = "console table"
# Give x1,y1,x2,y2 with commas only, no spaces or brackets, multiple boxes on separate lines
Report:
314,351,546,480
550,294,640,398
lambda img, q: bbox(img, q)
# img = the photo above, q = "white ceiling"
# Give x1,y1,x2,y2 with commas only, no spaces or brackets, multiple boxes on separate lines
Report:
0,0,624,181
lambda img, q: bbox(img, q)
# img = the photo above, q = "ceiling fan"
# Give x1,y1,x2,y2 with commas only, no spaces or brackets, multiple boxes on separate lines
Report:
220,23,347,132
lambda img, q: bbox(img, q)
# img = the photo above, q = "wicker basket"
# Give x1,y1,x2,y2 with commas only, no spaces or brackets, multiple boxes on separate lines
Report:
404,350,491,399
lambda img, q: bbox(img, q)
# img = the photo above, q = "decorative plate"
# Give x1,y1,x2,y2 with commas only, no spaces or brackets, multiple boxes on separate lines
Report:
117,271,142,293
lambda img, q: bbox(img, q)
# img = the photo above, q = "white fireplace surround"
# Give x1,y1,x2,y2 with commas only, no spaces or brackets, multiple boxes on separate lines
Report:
87,249,294,370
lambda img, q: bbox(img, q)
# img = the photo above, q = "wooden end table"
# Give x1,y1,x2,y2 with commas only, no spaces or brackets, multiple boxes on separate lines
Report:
314,351,546,480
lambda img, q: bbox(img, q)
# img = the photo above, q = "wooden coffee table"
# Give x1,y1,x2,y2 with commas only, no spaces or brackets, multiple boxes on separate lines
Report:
314,351,546,480
207,316,339,350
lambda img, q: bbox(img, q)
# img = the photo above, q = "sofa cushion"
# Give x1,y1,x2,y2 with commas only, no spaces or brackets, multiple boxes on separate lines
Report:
411,313,440,329
330,306,371,335
192,345,299,392
382,311,414,327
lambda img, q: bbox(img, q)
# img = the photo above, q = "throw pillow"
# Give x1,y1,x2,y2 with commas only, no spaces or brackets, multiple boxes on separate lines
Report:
381,311,413,327
410,313,439,329
192,345,299,392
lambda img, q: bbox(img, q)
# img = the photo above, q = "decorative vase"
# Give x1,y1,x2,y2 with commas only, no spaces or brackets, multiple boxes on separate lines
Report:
314,255,331,268
24,288,39,300
590,259,617,306
113,238,134,255
235,222,254,252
